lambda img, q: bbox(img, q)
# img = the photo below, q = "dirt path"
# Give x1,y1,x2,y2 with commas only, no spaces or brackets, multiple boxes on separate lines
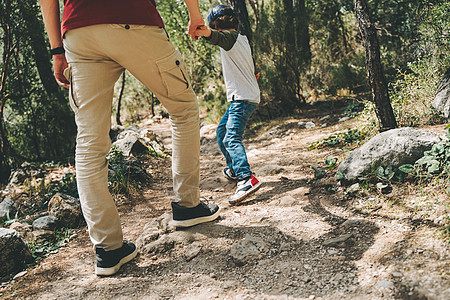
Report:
1,108,450,300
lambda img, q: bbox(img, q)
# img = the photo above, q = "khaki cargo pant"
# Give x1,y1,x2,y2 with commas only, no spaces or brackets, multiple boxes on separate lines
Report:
63,25,200,251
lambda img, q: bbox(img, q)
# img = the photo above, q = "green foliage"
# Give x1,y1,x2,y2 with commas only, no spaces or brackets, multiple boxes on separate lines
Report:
308,127,368,150
325,156,338,170
414,129,450,177
254,0,312,104
28,228,74,265
0,1,76,166
306,0,368,95
51,173,78,198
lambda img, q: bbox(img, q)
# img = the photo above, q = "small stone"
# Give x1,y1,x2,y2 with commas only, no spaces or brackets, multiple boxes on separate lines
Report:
392,272,402,278
13,270,27,280
346,183,360,194
375,280,394,289
323,234,353,247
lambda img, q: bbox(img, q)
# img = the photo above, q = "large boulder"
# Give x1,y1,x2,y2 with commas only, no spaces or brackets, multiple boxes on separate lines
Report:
48,193,83,228
0,228,33,278
337,128,440,182
432,68,450,118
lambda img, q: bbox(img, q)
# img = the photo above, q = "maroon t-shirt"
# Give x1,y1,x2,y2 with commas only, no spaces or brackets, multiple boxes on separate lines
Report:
62,0,164,34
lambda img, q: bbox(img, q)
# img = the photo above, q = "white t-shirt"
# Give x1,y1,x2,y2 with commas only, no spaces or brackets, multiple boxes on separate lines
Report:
219,34,260,103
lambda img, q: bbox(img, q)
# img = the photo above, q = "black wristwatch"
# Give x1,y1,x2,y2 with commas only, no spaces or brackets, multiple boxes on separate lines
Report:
50,46,65,56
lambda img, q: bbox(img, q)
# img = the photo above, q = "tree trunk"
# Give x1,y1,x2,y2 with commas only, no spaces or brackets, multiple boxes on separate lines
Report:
355,0,397,131
116,72,126,126
295,0,311,67
19,2,65,102
229,0,252,42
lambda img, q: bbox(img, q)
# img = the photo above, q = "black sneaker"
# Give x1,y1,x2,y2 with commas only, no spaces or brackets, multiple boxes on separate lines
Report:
95,241,138,276
223,167,238,181
171,201,220,227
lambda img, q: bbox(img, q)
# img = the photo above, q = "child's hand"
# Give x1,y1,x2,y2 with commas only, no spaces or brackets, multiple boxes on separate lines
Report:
195,25,212,38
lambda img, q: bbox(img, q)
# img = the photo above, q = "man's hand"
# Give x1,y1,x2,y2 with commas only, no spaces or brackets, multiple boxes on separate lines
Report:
188,16,204,40
184,0,204,39
53,54,70,89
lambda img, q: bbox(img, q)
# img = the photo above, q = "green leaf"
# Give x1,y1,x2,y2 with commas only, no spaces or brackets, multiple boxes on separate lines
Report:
431,143,445,155
335,171,344,180
398,164,414,173
325,156,337,166
427,160,440,173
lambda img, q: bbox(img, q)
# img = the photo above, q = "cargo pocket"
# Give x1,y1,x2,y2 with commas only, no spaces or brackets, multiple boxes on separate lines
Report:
156,50,190,98
63,66,79,113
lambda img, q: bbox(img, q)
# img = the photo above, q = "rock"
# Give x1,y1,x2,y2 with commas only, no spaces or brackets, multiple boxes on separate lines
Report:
338,116,351,122
323,234,353,247
137,214,179,254
200,123,217,140
9,222,33,243
256,164,284,176
48,193,83,227
375,280,394,289
185,242,202,261
337,128,439,182
139,129,165,155
109,125,125,143
279,196,297,206
36,229,57,243
112,131,148,156
297,121,315,129
230,235,269,265
346,183,360,194
320,115,331,121
0,228,33,278
432,68,450,118
32,230,56,244
340,219,365,228
140,234,176,254
109,157,150,183
32,215,59,231
0,198,17,220
376,182,392,194
8,162,44,186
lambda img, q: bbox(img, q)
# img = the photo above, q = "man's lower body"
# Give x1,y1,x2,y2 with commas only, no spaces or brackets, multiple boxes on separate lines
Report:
216,100,261,204
63,24,219,275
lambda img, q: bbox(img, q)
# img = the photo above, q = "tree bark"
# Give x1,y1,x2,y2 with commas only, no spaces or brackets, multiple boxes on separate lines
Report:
116,72,126,126
355,0,397,131
18,2,65,102
229,0,252,42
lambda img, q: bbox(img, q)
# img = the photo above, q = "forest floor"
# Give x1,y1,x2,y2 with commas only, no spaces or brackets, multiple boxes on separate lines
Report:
1,100,450,299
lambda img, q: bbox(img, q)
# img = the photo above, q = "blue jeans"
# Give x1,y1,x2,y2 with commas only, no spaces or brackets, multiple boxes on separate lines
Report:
216,100,258,180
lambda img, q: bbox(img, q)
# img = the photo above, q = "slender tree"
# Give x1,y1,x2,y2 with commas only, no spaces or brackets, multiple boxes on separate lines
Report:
229,0,252,42
355,0,397,130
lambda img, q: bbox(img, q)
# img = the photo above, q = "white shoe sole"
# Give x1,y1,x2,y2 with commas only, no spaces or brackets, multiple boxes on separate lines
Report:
229,181,262,205
171,208,221,227
95,248,138,276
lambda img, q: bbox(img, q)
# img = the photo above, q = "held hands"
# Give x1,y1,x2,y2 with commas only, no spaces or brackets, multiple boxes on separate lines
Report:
187,15,204,40
194,25,212,38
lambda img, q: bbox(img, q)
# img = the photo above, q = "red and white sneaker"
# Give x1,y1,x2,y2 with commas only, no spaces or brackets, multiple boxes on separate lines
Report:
229,175,261,204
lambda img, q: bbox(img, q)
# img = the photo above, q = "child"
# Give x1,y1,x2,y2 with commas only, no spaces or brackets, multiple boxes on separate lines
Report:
196,4,261,204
